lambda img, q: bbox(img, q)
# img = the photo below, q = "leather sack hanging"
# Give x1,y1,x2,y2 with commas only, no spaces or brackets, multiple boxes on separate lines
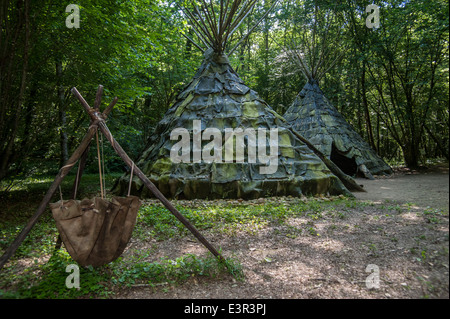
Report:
50,196,141,267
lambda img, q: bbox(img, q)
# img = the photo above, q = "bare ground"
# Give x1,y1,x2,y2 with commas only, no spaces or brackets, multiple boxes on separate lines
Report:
355,164,449,213
116,164,449,299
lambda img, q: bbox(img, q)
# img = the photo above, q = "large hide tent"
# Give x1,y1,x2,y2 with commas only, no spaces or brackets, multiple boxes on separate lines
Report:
114,0,352,199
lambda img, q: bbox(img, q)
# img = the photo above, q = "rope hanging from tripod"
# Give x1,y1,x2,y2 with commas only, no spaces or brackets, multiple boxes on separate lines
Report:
95,130,104,199
128,161,134,197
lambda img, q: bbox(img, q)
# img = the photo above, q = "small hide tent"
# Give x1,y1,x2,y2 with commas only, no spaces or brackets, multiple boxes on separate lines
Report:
284,79,393,178
279,9,392,179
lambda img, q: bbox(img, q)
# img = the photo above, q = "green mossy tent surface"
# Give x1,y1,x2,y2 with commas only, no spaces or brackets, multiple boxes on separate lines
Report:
114,50,351,199
284,79,393,177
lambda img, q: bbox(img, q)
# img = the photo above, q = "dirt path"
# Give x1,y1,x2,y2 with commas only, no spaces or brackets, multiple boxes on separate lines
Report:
355,165,449,212
116,165,449,300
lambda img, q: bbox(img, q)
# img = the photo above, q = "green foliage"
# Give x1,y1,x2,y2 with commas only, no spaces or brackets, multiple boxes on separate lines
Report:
0,249,112,299
111,253,243,287
0,250,242,299
421,208,447,224
1,0,448,182
136,196,361,240
0,0,198,180
138,202,296,239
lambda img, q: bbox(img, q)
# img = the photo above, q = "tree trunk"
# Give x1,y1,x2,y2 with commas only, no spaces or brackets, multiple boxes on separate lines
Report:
0,0,30,182
361,62,376,151
56,59,69,167
424,124,449,161
376,100,381,155
402,142,419,169
183,27,194,59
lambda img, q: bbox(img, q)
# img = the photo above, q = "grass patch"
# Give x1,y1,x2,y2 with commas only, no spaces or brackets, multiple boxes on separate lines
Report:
111,253,243,288
133,196,373,244
0,249,242,299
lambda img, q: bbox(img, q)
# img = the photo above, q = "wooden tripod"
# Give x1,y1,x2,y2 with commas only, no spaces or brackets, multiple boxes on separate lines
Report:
0,85,223,270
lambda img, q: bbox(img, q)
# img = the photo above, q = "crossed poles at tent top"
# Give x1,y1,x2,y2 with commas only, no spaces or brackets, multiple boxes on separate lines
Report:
0,85,223,270
179,0,279,56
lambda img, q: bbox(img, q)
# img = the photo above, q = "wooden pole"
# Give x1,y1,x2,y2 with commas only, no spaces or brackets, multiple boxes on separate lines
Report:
54,141,92,251
289,126,366,193
98,120,223,260
70,143,91,200
55,86,104,251
0,123,99,270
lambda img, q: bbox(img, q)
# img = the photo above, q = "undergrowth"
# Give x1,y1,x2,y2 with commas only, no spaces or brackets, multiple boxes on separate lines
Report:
0,247,242,299
136,197,362,240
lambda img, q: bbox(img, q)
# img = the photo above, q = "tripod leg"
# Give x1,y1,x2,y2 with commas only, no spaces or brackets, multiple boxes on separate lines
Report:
54,141,92,251
0,124,98,270
98,121,224,261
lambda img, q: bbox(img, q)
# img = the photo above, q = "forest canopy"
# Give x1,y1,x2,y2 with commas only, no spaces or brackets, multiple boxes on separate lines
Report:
0,0,448,184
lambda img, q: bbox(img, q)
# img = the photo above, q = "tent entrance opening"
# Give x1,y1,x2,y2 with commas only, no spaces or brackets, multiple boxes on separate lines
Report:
330,143,358,176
